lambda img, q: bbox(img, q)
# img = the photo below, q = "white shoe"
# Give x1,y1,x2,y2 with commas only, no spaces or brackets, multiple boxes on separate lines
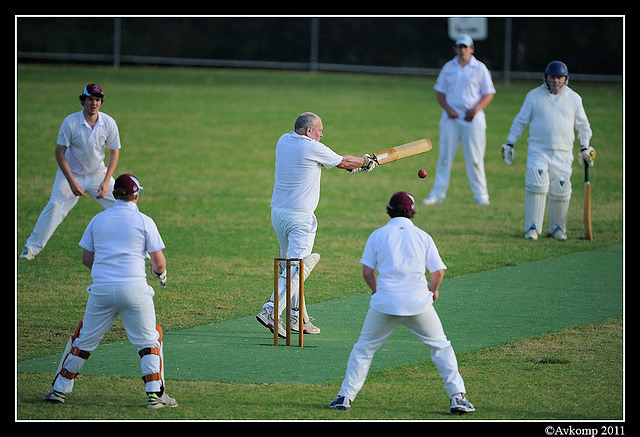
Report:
147,392,178,409
256,308,286,338
291,315,321,334
450,394,475,414
524,225,539,240
421,196,444,205
550,226,567,240
19,246,35,260
329,395,351,410
43,389,66,404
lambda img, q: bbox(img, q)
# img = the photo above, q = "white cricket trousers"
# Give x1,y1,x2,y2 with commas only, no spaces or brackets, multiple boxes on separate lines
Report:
428,117,489,204
264,208,317,316
338,306,466,402
24,168,115,255
53,282,163,395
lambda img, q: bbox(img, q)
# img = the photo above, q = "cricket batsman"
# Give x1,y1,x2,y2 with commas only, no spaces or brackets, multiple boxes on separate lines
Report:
256,112,376,337
501,61,596,240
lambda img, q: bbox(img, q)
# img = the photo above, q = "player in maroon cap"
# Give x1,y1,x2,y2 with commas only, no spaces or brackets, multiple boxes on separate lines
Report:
19,83,122,260
44,173,176,409
329,191,475,414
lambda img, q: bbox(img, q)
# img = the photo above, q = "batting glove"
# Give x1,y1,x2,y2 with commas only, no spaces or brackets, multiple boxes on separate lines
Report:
579,146,596,167
362,154,377,172
501,144,514,165
347,154,377,174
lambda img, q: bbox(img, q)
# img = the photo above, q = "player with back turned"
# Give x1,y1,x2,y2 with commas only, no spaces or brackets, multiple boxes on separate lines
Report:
329,191,474,414
43,174,176,409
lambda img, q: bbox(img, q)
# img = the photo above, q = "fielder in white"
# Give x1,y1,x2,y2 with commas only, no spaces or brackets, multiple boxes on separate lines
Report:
501,61,596,240
329,191,474,414
422,34,495,206
19,83,121,260
43,174,177,409
256,112,377,337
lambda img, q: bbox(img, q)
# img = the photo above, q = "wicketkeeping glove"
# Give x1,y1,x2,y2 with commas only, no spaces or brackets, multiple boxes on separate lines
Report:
150,265,167,288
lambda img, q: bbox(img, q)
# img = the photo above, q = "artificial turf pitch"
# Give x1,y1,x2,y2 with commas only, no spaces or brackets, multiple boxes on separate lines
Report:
18,244,622,385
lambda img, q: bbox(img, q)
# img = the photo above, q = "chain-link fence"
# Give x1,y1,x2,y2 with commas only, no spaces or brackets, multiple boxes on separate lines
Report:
17,16,623,83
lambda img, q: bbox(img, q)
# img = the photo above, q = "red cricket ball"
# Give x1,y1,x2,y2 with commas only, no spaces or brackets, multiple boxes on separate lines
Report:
418,169,427,179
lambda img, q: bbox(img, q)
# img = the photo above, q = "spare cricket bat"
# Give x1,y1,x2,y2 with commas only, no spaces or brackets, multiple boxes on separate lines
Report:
373,138,432,165
584,162,593,241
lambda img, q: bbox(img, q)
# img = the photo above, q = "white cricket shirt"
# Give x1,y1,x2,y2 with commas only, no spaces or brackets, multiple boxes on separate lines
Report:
360,217,447,316
79,200,165,287
434,55,496,129
270,132,342,213
57,110,121,175
507,84,592,152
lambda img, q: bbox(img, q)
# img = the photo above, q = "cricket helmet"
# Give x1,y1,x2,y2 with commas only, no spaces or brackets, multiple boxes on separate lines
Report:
545,61,569,77
544,61,569,92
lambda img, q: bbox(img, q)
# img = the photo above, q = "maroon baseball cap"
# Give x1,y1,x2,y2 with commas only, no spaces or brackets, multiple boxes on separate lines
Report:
81,83,104,98
113,174,143,196
387,191,416,216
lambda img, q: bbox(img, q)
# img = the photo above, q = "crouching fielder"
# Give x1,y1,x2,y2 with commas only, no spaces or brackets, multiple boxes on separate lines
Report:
44,174,177,409
329,191,474,414
501,61,595,240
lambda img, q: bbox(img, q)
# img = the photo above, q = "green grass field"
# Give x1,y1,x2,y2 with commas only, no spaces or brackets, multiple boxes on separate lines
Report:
16,64,623,422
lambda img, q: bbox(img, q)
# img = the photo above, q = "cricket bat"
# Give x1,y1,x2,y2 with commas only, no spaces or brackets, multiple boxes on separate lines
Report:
584,162,593,241
373,138,432,165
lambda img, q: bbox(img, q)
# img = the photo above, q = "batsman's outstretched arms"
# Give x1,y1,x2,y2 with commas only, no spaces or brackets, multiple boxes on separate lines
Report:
428,269,445,302
342,154,377,174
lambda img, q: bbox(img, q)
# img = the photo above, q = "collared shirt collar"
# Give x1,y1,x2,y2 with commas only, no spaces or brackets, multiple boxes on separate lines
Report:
388,216,414,227
114,199,139,210
454,54,477,68
82,112,101,129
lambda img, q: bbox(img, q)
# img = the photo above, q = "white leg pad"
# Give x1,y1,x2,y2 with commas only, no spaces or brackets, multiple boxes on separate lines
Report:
548,178,572,234
282,253,321,321
524,168,549,233
139,326,164,393
52,319,88,394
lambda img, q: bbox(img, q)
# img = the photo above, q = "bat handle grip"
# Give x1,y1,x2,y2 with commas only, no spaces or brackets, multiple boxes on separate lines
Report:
584,161,590,183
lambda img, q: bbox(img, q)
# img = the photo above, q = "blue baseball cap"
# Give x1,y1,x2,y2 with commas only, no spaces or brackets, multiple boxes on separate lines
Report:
455,34,474,47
